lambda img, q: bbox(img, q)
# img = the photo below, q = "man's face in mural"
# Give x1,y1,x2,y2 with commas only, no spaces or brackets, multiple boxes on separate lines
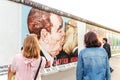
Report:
28,8,65,58
40,13,65,57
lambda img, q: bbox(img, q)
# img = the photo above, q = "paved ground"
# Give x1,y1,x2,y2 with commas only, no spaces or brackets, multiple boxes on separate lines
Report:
42,55,120,80
110,56,120,80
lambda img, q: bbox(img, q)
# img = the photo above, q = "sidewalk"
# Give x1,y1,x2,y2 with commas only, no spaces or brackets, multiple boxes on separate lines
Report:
110,55,120,80
42,55,120,80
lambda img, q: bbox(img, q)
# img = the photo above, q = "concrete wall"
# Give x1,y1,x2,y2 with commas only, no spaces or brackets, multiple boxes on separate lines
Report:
0,0,21,79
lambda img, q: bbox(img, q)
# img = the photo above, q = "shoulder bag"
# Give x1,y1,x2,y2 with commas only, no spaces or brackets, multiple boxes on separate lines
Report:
34,57,42,80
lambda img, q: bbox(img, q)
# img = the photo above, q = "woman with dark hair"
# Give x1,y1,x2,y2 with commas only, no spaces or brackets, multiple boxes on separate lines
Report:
76,31,111,80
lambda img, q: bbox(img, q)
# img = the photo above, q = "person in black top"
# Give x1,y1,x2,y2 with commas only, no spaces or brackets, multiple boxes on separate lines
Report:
103,38,114,72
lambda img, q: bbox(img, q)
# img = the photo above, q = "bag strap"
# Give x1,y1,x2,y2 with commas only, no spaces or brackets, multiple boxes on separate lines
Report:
34,57,42,80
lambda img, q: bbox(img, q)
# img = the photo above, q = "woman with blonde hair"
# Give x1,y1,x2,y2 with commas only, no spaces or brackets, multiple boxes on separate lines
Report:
9,34,46,80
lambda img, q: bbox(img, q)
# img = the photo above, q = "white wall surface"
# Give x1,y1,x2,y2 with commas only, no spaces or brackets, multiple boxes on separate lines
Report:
78,21,86,53
0,0,21,79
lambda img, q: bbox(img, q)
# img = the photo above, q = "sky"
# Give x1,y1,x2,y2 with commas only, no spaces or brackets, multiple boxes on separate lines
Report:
32,0,120,31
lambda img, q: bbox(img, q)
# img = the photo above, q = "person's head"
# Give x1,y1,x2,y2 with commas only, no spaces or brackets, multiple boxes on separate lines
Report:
27,8,65,57
23,34,40,59
103,38,107,44
84,31,101,48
